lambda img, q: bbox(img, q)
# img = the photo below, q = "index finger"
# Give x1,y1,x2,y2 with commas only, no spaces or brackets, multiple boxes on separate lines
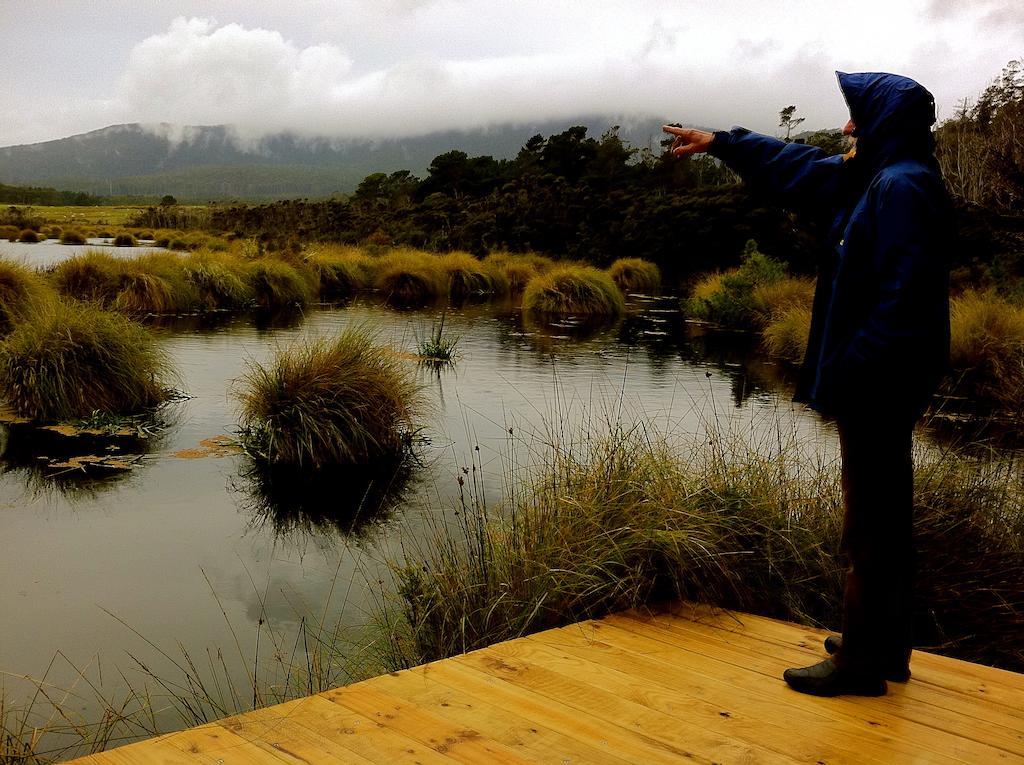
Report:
661,124,687,136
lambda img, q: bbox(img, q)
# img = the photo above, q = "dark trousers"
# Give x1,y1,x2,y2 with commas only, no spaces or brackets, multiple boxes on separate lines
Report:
834,412,916,673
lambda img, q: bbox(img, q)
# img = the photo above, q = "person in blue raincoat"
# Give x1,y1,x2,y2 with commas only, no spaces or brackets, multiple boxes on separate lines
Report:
664,71,951,697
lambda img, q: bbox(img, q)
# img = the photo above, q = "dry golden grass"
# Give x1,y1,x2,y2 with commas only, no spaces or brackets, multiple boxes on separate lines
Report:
522,264,626,315
608,258,662,294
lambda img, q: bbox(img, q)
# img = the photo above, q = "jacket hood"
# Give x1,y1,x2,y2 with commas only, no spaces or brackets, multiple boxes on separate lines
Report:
836,71,936,142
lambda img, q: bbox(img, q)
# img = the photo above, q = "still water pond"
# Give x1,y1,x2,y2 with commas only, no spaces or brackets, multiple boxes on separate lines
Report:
0,293,830,732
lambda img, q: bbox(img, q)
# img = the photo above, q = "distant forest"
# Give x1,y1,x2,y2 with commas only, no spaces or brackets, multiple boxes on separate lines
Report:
0,183,107,206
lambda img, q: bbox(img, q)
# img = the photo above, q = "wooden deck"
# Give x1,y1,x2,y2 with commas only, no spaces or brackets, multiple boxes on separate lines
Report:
69,603,1024,764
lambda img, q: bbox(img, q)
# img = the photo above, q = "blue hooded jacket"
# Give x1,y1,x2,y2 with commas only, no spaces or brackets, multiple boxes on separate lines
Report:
708,71,951,420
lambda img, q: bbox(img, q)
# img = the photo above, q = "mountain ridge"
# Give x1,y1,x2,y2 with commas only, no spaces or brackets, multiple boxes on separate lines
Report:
0,117,674,201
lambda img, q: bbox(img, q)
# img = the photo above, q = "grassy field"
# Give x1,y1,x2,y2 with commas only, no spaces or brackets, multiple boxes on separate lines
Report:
29,206,201,227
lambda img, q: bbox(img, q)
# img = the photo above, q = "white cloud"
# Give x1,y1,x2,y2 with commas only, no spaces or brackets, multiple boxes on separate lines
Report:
0,2,1018,147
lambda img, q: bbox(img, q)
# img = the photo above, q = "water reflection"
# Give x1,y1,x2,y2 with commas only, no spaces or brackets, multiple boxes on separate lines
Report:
233,456,416,540
0,420,164,501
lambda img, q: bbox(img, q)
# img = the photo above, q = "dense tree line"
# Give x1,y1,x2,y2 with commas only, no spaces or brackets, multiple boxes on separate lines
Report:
206,127,824,280
0,183,104,206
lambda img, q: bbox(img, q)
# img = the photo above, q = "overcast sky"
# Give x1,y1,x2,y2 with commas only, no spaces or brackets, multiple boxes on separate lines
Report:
0,0,1019,147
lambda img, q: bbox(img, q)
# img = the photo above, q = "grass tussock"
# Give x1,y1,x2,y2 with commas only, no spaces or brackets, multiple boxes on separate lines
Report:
761,304,813,362
306,245,375,300
608,258,662,295
948,290,1024,412
374,250,448,308
0,300,170,421
248,258,315,310
438,251,509,301
112,233,137,247
484,251,555,294
59,229,87,245
237,326,421,467
1,225,21,241
0,259,55,334
51,251,201,316
181,250,255,309
521,264,626,315
751,277,816,325
18,229,39,243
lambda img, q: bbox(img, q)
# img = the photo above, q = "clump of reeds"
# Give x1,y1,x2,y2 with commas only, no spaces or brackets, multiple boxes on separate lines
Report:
248,258,315,310
237,326,421,467
439,251,509,301
112,233,137,247
45,226,62,240
685,242,787,327
521,264,626,315
948,290,1024,412
382,420,841,665
751,277,815,324
59,229,87,245
18,229,39,243
0,300,170,421
306,245,375,300
608,258,662,295
417,311,459,363
377,415,1024,673
0,259,54,334
484,251,555,294
1,225,21,241
374,250,448,308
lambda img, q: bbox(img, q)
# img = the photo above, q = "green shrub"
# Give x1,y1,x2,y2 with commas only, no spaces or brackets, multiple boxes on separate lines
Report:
608,258,662,294
685,242,787,328
59,229,87,245
237,327,421,467
522,264,625,315
0,300,169,420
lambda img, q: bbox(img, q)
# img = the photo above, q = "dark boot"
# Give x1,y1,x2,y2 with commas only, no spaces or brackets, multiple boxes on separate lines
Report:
783,658,887,697
823,635,911,682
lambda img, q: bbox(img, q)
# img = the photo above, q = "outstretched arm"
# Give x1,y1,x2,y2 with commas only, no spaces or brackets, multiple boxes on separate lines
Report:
662,125,846,215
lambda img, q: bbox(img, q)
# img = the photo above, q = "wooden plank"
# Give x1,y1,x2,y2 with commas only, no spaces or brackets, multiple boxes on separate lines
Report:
524,627,923,765
365,664,635,765
273,694,456,765
597,616,1019,762
454,637,797,764
670,603,1024,704
164,722,296,764
421,657,698,765
218,699,375,765
323,683,534,765
622,611,1024,738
